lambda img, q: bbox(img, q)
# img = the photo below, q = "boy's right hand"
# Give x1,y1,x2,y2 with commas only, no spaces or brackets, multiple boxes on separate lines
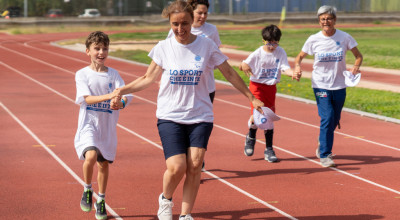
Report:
240,62,253,77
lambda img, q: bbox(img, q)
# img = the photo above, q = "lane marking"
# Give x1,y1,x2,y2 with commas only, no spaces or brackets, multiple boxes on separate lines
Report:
0,101,122,220
3,42,400,217
0,54,298,220
216,97,400,152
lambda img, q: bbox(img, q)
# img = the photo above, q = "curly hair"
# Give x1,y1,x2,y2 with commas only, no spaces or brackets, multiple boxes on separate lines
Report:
161,0,194,20
85,31,109,49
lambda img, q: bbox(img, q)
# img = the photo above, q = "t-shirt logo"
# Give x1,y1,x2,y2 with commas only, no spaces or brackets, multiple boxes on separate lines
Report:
195,55,202,61
336,41,340,46
275,59,279,63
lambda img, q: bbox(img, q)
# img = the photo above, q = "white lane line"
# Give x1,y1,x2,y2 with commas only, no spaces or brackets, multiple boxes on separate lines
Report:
215,97,400,152
1,57,298,220
214,124,400,196
5,52,400,198
0,101,123,220
6,41,400,198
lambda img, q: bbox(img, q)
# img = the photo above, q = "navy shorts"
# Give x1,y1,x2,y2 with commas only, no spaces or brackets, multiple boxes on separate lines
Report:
83,146,113,163
157,119,213,160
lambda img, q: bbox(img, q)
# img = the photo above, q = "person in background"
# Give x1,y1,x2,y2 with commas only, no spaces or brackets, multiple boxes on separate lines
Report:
241,24,300,163
294,5,363,167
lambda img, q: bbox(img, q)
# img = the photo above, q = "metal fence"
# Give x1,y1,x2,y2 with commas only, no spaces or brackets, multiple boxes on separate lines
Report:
208,0,400,14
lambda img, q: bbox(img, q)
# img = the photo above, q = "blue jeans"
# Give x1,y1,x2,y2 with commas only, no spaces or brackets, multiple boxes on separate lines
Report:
313,88,346,158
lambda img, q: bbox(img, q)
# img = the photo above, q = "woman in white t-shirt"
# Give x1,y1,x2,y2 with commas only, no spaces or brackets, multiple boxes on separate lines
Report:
166,0,221,103
113,1,263,219
294,5,363,168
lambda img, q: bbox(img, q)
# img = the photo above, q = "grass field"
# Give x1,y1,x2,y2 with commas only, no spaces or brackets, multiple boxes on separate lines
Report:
108,25,400,120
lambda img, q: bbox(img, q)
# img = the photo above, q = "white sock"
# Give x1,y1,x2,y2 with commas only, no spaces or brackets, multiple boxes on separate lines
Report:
97,193,105,203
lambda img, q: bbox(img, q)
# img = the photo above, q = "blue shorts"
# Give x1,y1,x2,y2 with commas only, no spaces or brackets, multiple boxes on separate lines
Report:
157,119,213,160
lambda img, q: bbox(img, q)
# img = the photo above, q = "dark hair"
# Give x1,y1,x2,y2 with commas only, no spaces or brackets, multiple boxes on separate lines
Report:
162,0,194,20
85,31,109,49
261,25,282,42
187,0,209,9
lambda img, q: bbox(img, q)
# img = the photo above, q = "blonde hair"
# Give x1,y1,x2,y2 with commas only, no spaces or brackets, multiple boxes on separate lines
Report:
162,0,194,20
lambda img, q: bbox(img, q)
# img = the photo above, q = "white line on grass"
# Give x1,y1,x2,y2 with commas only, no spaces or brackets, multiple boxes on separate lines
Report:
0,101,123,220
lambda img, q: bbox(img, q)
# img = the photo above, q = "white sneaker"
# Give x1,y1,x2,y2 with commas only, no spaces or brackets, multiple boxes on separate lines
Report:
179,214,194,220
157,193,173,220
320,154,336,168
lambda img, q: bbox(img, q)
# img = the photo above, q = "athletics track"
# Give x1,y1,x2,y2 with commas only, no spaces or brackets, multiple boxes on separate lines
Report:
1,31,400,219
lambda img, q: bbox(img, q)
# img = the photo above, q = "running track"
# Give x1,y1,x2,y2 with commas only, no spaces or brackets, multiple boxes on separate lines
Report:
1,31,399,220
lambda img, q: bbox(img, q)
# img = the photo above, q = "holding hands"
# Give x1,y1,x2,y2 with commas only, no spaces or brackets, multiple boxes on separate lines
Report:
109,88,124,110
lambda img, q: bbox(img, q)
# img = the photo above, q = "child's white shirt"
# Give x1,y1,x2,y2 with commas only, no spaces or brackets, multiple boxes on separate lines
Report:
243,46,290,85
301,29,358,89
167,22,221,93
149,36,227,124
74,66,133,161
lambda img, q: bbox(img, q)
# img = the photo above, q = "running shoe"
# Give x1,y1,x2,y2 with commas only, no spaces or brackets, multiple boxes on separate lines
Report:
244,135,256,156
264,149,278,163
157,193,173,220
94,199,107,220
80,188,93,212
179,214,194,220
320,154,336,167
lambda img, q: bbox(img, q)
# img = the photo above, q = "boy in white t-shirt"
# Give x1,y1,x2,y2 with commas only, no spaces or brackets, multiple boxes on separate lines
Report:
74,31,132,220
240,25,300,162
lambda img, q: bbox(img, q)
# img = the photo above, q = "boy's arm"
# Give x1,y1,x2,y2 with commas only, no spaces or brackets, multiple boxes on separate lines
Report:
110,96,128,110
282,68,300,81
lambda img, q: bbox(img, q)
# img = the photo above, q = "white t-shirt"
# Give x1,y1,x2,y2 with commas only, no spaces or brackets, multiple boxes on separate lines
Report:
302,29,358,89
167,22,221,93
243,46,290,85
149,36,227,124
74,66,133,161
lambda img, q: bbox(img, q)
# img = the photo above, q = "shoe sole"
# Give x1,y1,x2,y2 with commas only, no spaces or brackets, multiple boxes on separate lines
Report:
321,163,336,168
244,149,254,156
80,204,92,212
265,157,278,163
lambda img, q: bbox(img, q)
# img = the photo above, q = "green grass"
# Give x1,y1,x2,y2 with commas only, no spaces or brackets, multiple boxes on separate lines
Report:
111,48,400,120
108,26,400,70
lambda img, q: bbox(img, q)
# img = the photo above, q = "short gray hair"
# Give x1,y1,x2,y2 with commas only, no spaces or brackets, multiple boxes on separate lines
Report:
317,5,337,18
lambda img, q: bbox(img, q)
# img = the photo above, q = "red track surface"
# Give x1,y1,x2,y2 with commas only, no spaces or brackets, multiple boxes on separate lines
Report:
1,31,400,220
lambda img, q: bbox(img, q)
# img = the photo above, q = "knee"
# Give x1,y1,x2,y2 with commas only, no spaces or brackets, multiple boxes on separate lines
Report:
186,160,203,176
84,151,97,165
167,162,187,177
97,161,109,171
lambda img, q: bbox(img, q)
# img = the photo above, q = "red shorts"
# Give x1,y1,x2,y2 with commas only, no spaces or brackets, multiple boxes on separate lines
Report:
249,81,276,114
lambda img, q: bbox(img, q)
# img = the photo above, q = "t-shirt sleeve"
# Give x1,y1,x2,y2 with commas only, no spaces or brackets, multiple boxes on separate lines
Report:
279,49,291,71
75,70,90,105
302,36,314,55
346,33,358,50
243,50,258,73
148,42,164,68
209,42,228,69
210,26,222,47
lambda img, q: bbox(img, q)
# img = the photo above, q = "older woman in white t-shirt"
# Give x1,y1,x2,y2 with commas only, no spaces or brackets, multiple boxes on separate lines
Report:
294,5,363,168
114,1,263,219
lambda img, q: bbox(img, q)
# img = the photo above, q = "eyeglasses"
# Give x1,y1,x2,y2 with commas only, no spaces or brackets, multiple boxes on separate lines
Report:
263,41,279,47
320,17,334,22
